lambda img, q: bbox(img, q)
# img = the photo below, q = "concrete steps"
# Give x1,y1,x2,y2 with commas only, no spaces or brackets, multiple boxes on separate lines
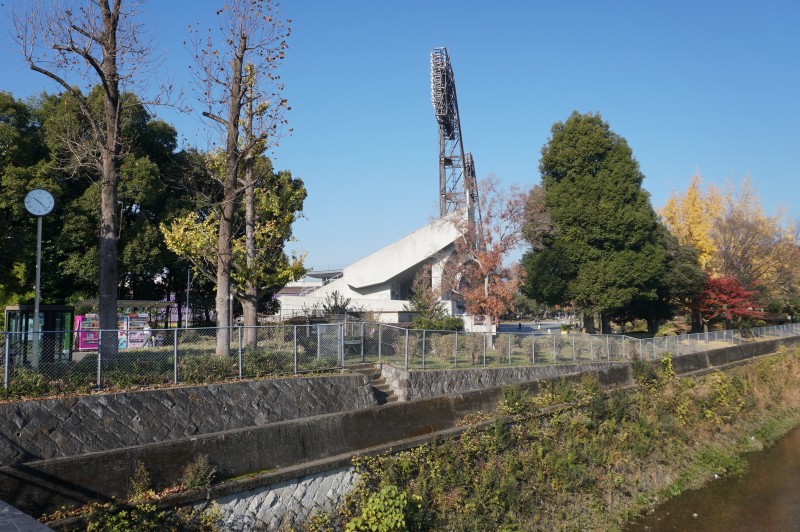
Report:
348,364,397,405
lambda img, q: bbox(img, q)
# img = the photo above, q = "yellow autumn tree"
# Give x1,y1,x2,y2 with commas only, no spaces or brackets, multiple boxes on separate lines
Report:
710,178,794,295
660,174,723,270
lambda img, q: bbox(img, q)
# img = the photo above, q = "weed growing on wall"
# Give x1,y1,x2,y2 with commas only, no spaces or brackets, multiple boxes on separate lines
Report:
48,461,222,530
182,455,217,491
303,347,800,531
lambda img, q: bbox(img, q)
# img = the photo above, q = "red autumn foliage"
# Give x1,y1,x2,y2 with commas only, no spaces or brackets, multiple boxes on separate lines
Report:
698,275,765,324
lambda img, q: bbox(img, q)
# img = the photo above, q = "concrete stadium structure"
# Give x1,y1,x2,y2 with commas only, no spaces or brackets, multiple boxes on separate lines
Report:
277,215,495,330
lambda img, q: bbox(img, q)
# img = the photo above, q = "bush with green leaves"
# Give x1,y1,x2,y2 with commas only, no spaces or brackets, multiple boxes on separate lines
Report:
182,455,217,491
345,484,407,532
411,316,463,331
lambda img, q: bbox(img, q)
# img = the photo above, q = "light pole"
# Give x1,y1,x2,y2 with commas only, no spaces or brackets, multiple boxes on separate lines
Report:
23,189,55,367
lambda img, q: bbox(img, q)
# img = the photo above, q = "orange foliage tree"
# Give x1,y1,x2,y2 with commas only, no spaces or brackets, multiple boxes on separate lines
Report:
444,177,526,326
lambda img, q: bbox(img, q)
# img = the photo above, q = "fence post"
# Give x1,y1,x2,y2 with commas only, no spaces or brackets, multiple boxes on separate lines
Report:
173,328,179,384
378,324,382,363
96,331,103,389
237,326,243,379
422,329,426,369
606,336,610,361
294,325,298,374
622,336,625,360
454,331,458,368
552,334,556,363
404,328,409,370
360,322,365,363
422,329,426,370
340,324,345,370
572,333,576,362
639,338,643,359
532,333,535,365
316,326,321,359
483,333,487,366
653,338,656,360
4,333,10,393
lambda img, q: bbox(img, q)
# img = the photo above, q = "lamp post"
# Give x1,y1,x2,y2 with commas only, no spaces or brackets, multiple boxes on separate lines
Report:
23,189,55,367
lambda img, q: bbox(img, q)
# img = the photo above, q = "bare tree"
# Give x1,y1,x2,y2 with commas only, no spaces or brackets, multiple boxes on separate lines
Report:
190,0,290,355
10,0,162,353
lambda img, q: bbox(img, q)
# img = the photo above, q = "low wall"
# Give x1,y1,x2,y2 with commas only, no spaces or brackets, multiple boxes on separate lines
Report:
0,375,376,467
384,362,624,401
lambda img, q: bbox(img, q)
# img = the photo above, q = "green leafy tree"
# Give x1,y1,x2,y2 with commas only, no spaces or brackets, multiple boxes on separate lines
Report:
161,155,306,344
404,266,464,331
622,228,707,333
10,0,170,350
0,89,192,323
522,112,668,333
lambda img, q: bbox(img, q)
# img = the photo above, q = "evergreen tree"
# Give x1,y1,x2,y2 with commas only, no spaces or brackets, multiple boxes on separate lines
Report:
523,112,667,333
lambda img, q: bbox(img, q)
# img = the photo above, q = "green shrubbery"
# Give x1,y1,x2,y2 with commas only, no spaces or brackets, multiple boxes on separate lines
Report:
3,342,344,400
411,316,464,332
304,348,800,531
77,461,221,531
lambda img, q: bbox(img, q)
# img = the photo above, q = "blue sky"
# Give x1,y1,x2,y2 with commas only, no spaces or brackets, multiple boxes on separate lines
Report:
2,1,798,271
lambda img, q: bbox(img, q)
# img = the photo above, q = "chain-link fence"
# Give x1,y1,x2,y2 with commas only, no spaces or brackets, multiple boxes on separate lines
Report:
3,322,799,398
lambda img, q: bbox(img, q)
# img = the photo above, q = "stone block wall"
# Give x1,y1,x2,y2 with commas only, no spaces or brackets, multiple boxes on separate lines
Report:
386,362,623,401
0,375,376,467
213,466,358,530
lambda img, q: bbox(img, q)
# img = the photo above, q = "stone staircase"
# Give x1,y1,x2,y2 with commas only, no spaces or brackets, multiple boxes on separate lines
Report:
348,364,398,405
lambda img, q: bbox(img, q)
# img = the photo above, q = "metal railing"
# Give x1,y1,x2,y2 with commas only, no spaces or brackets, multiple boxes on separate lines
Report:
3,322,799,398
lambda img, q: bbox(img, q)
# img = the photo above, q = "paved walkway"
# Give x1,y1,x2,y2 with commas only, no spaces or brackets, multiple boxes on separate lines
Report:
0,500,52,531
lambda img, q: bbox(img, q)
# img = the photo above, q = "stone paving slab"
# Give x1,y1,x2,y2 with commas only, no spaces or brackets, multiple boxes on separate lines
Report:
0,500,52,530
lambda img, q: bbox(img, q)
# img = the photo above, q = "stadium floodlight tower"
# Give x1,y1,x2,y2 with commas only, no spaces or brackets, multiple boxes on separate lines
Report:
431,47,482,248
431,47,478,222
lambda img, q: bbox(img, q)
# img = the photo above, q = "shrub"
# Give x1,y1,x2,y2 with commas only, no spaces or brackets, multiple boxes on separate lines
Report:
345,484,407,532
412,316,464,331
129,461,154,503
178,354,236,384
498,384,532,417
85,502,181,532
428,333,456,361
182,455,217,491
7,367,50,398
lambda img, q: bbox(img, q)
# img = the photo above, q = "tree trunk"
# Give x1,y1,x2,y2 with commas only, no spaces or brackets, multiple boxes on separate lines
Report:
601,314,612,335
215,204,234,357
98,6,121,360
646,317,658,336
98,150,119,359
690,308,704,333
241,80,258,348
215,34,247,357
583,314,595,334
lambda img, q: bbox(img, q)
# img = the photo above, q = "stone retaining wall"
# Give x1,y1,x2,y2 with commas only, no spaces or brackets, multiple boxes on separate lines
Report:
0,375,376,467
213,466,358,530
385,362,623,401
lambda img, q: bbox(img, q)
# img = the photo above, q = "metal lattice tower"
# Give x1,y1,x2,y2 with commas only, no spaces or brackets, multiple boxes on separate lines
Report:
431,48,482,244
